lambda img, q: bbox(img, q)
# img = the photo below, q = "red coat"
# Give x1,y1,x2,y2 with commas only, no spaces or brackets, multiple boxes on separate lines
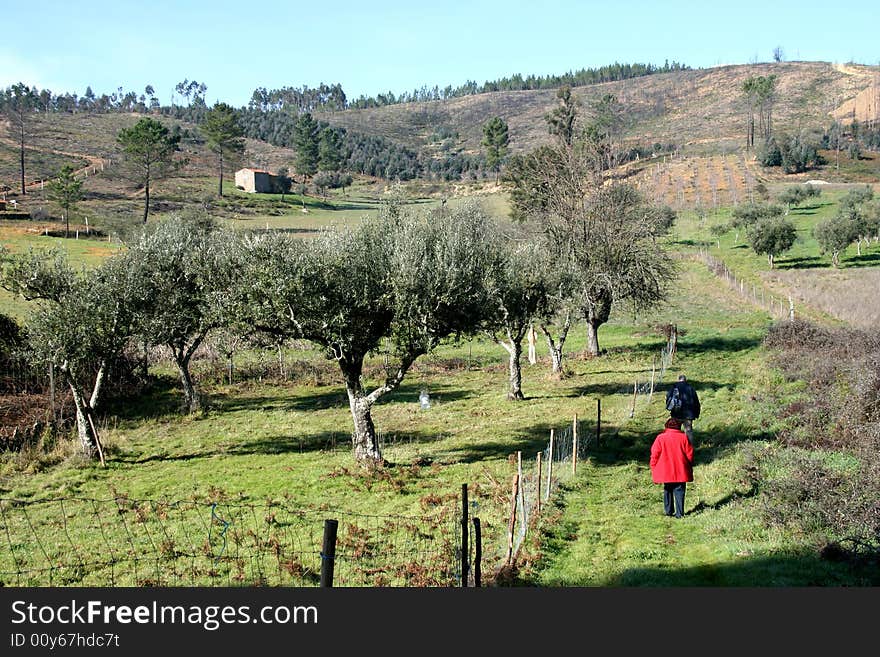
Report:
650,427,694,483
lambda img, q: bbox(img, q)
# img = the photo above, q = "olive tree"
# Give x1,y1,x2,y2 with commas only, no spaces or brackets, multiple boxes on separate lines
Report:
506,140,676,357
813,214,859,268
0,248,136,463
121,216,238,413
573,184,677,356
487,239,551,400
747,216,797,268
839,186,875,255
239,201,498,463
537,258,578,376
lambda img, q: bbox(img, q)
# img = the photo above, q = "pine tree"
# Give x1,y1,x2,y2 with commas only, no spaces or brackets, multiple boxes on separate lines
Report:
292,112,319,181
202,102,245,197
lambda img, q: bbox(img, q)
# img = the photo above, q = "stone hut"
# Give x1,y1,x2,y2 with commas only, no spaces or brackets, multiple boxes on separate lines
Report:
234,167,278,193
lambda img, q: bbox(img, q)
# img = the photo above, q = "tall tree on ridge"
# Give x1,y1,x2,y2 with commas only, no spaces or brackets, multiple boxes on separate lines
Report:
318,126,344,173
293,112,320,182
117,117,181,223
202,102,245,197
545,85,579,146
4,83,37,194
47,165,83,238
481,116,510,181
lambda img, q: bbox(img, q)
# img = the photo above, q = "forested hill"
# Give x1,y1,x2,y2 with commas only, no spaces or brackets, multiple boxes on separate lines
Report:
172,61,879,182
2,61,877,186
318,61,877,157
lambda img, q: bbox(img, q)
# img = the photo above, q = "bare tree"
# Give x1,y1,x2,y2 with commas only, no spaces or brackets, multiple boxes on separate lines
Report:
3,83,37,194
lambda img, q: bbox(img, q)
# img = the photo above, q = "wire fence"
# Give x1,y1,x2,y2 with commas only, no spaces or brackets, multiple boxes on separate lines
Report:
0,496,459,587
696,248,794,321
502,330,680,565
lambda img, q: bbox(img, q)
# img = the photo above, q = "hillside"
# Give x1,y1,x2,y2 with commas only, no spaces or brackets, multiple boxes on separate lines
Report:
2,60,880,589
1,60,879,238
321,61,878,157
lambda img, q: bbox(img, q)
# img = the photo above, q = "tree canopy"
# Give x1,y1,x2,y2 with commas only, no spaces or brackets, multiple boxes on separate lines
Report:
47,165,83,238
117,117,181,223
292,112,320,179
238,200,500,462
202,102,245,197
481,116,510,175
747,216,797,268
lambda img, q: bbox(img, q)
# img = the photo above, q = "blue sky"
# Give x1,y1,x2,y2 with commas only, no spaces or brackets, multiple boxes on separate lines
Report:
2,0,877,107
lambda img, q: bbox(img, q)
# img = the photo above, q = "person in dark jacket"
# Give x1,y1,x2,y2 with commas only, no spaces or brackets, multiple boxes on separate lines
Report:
650,417,694,518
666,374,700,445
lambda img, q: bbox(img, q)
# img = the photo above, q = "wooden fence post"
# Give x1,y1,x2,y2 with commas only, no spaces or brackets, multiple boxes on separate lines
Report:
596,398,601,447
506,473,519,565
49,363,56,424
649,357,656,401
320,519,338,587
516,451,526,533
461,483,469,587
572,415,578,476
473,517,482,588
629,379,638,418
545,429,554,501
536,452,542,516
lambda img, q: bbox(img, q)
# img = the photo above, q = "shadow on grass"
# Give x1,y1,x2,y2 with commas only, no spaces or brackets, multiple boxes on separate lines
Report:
605,551,880,586
445,422,558,464
778,255,824,269
212,382,473,414
102,376,186,422
679,333,763,355
588,419,775,470
843,252,880,268
225,427,457,459
779,252,880,270
521,550,880,586
110,428,362,464
325,201,382,212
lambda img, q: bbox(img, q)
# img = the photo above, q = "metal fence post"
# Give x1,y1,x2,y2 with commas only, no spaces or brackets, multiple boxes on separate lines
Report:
320,519,338,587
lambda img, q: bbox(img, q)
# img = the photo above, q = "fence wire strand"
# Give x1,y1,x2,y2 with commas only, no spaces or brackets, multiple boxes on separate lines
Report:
0,497,459,587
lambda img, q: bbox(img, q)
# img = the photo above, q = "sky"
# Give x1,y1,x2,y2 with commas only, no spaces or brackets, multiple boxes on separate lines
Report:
2,0,877,108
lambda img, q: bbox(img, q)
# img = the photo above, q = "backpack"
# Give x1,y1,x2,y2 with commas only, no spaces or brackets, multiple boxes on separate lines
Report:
666,386,682,413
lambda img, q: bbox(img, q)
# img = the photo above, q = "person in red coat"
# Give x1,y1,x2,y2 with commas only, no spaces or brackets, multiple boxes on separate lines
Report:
650,417,694,518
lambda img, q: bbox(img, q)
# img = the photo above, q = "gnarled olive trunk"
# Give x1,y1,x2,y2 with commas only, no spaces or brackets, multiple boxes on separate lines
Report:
70,387,98,459
499,337,525,401
584,294,612,357
174,355,202,414
171,337,204,414
338,351,417,463
540,313,571,375
343,369,383,463
67,362,107,465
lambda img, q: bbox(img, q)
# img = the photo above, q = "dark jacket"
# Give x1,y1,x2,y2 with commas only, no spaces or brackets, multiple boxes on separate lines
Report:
650,427,694,483
666,381,700,421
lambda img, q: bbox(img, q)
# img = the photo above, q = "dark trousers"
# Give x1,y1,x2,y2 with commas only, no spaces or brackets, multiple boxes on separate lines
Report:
663,482,686,518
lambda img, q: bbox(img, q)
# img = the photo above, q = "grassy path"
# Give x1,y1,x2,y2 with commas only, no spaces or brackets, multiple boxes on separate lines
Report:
519,261,875,586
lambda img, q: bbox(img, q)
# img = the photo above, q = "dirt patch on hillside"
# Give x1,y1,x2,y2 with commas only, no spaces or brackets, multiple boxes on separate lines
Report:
762,266,880,328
